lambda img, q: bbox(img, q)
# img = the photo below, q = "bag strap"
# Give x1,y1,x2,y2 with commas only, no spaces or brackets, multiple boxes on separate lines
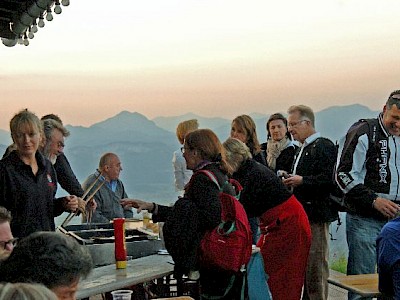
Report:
197,169,236,234
197,170,221,190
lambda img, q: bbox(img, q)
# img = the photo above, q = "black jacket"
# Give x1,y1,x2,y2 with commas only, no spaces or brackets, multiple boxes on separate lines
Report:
232,159,292,217
336,115,400,219
0,151,66,238
261,142,298,173
155,163,226,275
291,137,338,223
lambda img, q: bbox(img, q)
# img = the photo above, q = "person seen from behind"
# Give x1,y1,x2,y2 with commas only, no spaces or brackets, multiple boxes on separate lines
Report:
0,231,93,300
0,282,57,300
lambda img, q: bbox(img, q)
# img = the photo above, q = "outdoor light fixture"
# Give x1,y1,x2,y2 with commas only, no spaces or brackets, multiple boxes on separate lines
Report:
46,7,53,21
31,19,38,33
38,14,45,28
54,0,62,14
1,0,71,47
23,33,29,46
28,27,34,39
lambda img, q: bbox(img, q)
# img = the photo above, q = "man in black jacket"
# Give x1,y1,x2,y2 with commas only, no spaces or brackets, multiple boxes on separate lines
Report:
41,114,84,197
283,105,337,300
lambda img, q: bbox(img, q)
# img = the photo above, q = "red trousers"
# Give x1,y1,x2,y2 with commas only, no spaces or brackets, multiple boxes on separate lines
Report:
257,195,311,300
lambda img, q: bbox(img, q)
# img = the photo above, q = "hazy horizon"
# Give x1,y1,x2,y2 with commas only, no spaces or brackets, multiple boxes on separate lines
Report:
1,0,398,131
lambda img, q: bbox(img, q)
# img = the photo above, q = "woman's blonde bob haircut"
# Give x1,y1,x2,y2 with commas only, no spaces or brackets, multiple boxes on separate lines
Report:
223,138,252,174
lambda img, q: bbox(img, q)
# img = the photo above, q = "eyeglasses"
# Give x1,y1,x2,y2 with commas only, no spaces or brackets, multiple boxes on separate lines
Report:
0,238,18,250
57,141,65,149
181,146,191,154
288,119,308,128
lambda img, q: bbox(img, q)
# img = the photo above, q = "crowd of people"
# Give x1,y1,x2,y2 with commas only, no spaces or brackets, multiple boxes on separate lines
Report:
0,89,400,300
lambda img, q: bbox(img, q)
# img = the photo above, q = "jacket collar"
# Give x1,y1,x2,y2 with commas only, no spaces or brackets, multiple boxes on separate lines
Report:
378,112,390,137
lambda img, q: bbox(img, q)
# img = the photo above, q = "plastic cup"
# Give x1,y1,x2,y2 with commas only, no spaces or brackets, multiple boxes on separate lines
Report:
110,289,133,300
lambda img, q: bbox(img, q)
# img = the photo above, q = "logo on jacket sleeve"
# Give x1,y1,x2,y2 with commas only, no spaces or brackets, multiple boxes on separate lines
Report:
379,140,388,184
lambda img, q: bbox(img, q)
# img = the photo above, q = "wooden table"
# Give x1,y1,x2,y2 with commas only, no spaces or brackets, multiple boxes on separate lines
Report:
76,254,174,299
328,273,381,297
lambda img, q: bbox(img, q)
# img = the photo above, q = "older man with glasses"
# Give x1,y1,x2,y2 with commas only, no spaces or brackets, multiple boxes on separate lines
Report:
283,105,338,300
0,206,16,261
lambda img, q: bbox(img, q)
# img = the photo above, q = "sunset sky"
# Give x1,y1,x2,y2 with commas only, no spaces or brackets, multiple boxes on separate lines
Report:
0,0,399,131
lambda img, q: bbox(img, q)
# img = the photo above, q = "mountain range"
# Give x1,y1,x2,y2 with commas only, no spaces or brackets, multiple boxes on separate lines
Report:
0,104,379,204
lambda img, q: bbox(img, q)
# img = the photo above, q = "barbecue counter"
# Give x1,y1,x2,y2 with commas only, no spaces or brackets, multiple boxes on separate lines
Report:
57,220,173,299
58,220,164,267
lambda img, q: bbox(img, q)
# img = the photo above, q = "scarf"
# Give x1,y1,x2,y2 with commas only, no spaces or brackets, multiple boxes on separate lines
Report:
266,136,290,170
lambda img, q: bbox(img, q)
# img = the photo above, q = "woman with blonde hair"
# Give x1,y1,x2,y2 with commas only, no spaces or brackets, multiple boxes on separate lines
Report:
231,114,266,243
122,129,245,299
223,137,311,300
0,109,79,238
173,119,199,193
0,283,57,300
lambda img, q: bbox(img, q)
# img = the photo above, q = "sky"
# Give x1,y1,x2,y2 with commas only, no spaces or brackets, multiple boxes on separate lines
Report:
0,0,399,131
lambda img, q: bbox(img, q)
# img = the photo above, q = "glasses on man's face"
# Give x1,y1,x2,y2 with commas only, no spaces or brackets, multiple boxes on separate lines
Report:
288,119,308,128
0,238,18,250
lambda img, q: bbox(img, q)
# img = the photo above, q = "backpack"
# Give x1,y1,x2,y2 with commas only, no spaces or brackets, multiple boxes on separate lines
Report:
330,118,377,213
198,170,253,273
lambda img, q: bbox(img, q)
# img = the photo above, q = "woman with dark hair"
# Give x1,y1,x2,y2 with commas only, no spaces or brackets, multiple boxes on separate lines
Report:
223,138,311,300
261,113,298,173
122,129,244,299
231,115,267,166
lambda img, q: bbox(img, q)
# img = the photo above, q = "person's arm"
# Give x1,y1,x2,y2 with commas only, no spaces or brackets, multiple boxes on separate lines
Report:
119,182,133,218
54,153,84,197
120,199,171,222
86,195,109,223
